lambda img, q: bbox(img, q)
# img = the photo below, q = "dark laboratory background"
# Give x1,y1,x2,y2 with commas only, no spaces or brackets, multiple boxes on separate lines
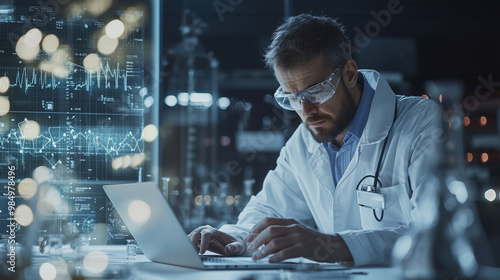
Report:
159,0,500,265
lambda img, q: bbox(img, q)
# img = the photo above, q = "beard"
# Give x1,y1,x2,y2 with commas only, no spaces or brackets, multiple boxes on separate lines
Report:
304,80,358,143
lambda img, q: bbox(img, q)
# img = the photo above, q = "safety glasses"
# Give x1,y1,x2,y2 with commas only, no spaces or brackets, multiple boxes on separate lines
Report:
273,68,342,111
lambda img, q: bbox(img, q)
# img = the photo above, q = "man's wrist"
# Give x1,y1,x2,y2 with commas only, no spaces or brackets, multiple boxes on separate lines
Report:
313,234,354,264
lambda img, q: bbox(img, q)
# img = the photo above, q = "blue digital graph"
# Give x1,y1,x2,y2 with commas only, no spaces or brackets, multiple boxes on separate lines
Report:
6,61,131,94
0,11,146,182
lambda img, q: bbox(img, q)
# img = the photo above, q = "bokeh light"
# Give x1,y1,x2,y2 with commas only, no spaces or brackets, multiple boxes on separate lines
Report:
40,46,72,78
0,76,10,93
165,95,177,107
120,155,131,169
16,35,40,61
479,116,487,126
121,7,142,23
0,96,10,116
485,189,496,202
142,124,158,142
42,34,59,53
112,157,122,170
83,53,102,73
481,153,489,163
25,28,43,48
144,96,154,108
217,97,231,109
39,262,57,280
86,0,112,16
105,19,125,38
97,35,119,55
83,250,109,274
130,153,145,168
18,178,38,200
128,200,151,223
463,116,470,127
20,120,41,140
466,153,473,163
14,204,34,226
33,166,53,183
178,92,189,106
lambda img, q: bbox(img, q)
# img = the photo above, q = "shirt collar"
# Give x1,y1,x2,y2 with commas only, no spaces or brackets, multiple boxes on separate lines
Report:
347,72,374,139
324,72,375,149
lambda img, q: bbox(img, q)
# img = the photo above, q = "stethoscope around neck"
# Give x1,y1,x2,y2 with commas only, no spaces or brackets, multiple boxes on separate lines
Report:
355,102,398,222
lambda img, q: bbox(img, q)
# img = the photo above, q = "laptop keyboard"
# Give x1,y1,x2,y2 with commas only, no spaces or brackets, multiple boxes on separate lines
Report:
201,256,258,264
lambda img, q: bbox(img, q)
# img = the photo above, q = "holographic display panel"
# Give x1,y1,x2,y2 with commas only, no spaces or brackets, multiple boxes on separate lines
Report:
0,1,158,241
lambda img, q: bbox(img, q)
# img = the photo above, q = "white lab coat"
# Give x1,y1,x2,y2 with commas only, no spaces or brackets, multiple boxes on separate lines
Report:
220,70,441,266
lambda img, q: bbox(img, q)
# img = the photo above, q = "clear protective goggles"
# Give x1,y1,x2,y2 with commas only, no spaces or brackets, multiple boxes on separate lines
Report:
274,68,342,111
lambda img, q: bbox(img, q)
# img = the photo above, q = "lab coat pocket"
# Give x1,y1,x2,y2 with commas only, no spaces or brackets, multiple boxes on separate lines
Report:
358,185,408,230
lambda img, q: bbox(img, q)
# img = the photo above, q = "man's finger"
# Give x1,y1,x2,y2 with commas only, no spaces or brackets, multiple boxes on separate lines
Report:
246,218,297,243
199,228,218,254
268,246,301,263
188,229,204,252
225,240,246,256
247,225,288,253
251,236,293,261
188,225,213,251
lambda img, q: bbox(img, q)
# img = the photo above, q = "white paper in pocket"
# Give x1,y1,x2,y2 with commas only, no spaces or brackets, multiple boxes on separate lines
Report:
357,190,385,210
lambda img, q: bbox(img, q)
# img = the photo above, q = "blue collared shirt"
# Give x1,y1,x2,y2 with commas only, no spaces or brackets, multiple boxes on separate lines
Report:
323,73,375,187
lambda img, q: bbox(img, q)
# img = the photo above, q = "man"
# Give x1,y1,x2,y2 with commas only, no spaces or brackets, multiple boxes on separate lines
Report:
188,14,440,266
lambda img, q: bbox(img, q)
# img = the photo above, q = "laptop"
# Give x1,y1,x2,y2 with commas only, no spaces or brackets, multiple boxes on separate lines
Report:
103,182,308,270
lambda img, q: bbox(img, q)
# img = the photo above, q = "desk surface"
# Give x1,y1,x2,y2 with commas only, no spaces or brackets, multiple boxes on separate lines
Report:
21,245,500,280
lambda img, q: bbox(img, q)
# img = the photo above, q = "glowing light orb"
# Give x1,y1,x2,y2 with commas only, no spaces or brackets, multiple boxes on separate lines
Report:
97,35,119,55
142,124,158,142
83,53,102,73
14,204,34,226
20,120,41,140
42,34,59,53
128,200,151,223
83,250,109,274
105,19,125,38
18,178,38,200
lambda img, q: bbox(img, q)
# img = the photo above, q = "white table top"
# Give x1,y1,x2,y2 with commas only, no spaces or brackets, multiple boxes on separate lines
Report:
20,245,500,280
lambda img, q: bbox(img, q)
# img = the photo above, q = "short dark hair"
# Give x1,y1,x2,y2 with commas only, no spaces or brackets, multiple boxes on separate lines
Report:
264,14,351,71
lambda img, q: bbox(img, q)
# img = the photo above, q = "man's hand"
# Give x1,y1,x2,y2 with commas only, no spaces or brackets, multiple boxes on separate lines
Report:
187,225,246,256
244,218,353,264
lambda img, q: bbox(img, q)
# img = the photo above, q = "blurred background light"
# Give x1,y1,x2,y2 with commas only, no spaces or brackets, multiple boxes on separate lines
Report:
83,250,109,274
97,35,119,55
479,116,487,126
217,97,230,109
83,53,102,73
0,76,10,93
16,35,40,61
177,92,189,106
42,34,59,53
106,19,125,38
14,204,34,226
85,0,112,17
24,28,43,47
484,189,496,202
142,124,158,142
481,153,489,163
18,178,38,200
128,200,151,223
39,262,57,280
0,96,10,116
144,96,154,108
164,95,177,107
20,120,40,140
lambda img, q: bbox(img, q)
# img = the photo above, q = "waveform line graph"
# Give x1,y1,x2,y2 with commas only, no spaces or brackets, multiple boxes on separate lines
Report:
3,61,132,94
1,121,145,169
